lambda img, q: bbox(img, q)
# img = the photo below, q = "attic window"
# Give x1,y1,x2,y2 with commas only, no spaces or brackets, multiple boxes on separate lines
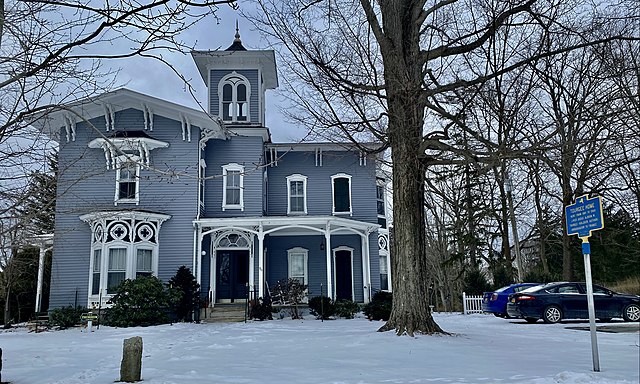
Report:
88,131,169,169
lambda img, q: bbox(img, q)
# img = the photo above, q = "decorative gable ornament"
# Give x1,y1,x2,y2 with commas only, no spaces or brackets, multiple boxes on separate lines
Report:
88,131,169,170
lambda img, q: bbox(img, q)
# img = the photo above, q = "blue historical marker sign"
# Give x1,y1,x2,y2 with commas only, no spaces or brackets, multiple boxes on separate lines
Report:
565,195,604,239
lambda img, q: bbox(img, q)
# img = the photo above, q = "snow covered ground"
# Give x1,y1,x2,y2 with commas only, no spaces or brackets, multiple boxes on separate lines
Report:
1,312,638,384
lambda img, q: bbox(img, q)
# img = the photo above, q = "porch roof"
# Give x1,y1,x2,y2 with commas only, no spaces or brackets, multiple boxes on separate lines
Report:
193,216,379,237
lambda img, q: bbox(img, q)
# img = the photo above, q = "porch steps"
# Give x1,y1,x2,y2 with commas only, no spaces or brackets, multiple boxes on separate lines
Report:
201,304,247,323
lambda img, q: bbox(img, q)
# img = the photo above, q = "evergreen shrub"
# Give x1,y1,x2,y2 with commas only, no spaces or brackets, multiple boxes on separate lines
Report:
105,276,179,327
363,291,392,321
334,299,359,319
49,306,86,329
169,266,200,322
308,296,335,319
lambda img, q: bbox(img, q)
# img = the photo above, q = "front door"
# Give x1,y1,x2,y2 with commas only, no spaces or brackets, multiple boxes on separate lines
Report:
216,250,249,302
335,250,353,301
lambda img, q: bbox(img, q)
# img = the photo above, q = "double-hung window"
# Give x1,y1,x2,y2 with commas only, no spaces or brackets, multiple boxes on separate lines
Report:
376,180,387,228
286,174,307,214
116,161,139,204
331,173,352,215
136,249,153,278
220,73,250,122
107,248,127,293
91,249,102,295
222,163,244,211
380,255,389,291
287,247,308,286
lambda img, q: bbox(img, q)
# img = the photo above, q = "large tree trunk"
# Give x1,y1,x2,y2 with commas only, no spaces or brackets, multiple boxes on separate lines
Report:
372,0,445,335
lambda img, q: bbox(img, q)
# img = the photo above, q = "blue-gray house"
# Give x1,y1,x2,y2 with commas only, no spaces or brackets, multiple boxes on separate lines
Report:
33,32,391,311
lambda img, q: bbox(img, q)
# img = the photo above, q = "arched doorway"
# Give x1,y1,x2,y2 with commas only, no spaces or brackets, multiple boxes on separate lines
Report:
212,231,251,303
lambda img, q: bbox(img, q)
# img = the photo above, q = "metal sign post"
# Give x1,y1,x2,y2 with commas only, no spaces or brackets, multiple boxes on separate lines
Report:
565,195,605,372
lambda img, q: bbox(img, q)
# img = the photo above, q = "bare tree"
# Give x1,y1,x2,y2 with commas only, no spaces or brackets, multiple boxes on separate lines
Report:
249,0,638,335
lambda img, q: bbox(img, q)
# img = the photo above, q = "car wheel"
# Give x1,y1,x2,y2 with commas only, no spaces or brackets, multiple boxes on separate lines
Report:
542,306,562,324
525,317,538,323
623,304,640,322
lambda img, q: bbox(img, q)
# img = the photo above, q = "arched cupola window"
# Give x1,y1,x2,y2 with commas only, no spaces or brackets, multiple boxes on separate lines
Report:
219,72,250,122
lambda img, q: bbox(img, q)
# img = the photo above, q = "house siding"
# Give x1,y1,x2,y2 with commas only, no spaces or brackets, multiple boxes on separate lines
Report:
265,234,365,302
202,136,264,217
266,150,379,223
49,108,200,308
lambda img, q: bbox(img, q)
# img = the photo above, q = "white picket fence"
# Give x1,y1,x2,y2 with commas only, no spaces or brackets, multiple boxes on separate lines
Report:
462,292,483,315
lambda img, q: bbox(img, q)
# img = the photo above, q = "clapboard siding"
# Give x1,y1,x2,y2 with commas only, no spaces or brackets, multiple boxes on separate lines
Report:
202,136,264,217
49,108,200,308
266,150,378,224
209,69,260,123
265,234,365,302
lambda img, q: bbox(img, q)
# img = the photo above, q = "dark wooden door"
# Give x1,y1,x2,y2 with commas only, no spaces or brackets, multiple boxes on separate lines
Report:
335,250,353,301
216,250,249,302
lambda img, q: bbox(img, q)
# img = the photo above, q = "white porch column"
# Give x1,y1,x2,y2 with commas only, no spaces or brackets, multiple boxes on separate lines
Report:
249,235,255,296
361,231,372,304
192,224,198,283
258,226,265,298
325,223,333,299
195,225,203,286
35,245,47,313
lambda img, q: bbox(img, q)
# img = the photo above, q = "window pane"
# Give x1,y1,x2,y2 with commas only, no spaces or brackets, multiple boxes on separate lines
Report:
119,181,136,199
108,248,127,270
223,84,232,101
377,200,385,215
380,274,389,291
237,103,247,120
334,178,350,212
291,196,304,212
237,84,247,101
223,102,232,120
107,272,125,293
380,256,388,274
93,250,102,273
376,185,384,200
226,189,240,205
136,249,152,275
290,254,305,276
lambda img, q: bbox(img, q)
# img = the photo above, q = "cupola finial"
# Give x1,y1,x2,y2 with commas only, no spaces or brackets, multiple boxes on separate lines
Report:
234,20,241,43
225,21,247,51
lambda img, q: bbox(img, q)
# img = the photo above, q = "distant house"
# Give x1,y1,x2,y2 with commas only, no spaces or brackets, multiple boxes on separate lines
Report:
32,30,391,310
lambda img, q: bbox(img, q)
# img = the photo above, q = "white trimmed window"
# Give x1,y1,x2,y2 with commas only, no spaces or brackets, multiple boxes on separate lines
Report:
376,179,387,228
287,247,309,285
136,249,153,278
331,173,352,215
107,248,127,293
380,255,389,291
219,72,251,122
222,163,244,211
91,249,102,295
286,174,307,214
116,161,140,204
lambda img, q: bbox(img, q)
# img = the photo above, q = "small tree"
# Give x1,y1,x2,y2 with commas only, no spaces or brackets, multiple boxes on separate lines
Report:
168,266,200,322
106,276,179,327
270,278,307,319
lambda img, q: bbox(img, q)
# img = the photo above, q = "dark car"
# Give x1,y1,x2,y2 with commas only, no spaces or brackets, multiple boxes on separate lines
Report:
482,283,540,318
506,282,640,323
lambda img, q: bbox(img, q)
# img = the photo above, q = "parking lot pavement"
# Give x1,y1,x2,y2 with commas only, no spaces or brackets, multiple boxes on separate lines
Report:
565,323,640,333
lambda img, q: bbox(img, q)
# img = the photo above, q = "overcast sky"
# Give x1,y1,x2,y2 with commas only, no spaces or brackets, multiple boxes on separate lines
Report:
110,3,302,142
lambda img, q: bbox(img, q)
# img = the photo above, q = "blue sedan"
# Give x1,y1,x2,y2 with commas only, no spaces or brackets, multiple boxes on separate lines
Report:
507,282,640,323
482,283,540,318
